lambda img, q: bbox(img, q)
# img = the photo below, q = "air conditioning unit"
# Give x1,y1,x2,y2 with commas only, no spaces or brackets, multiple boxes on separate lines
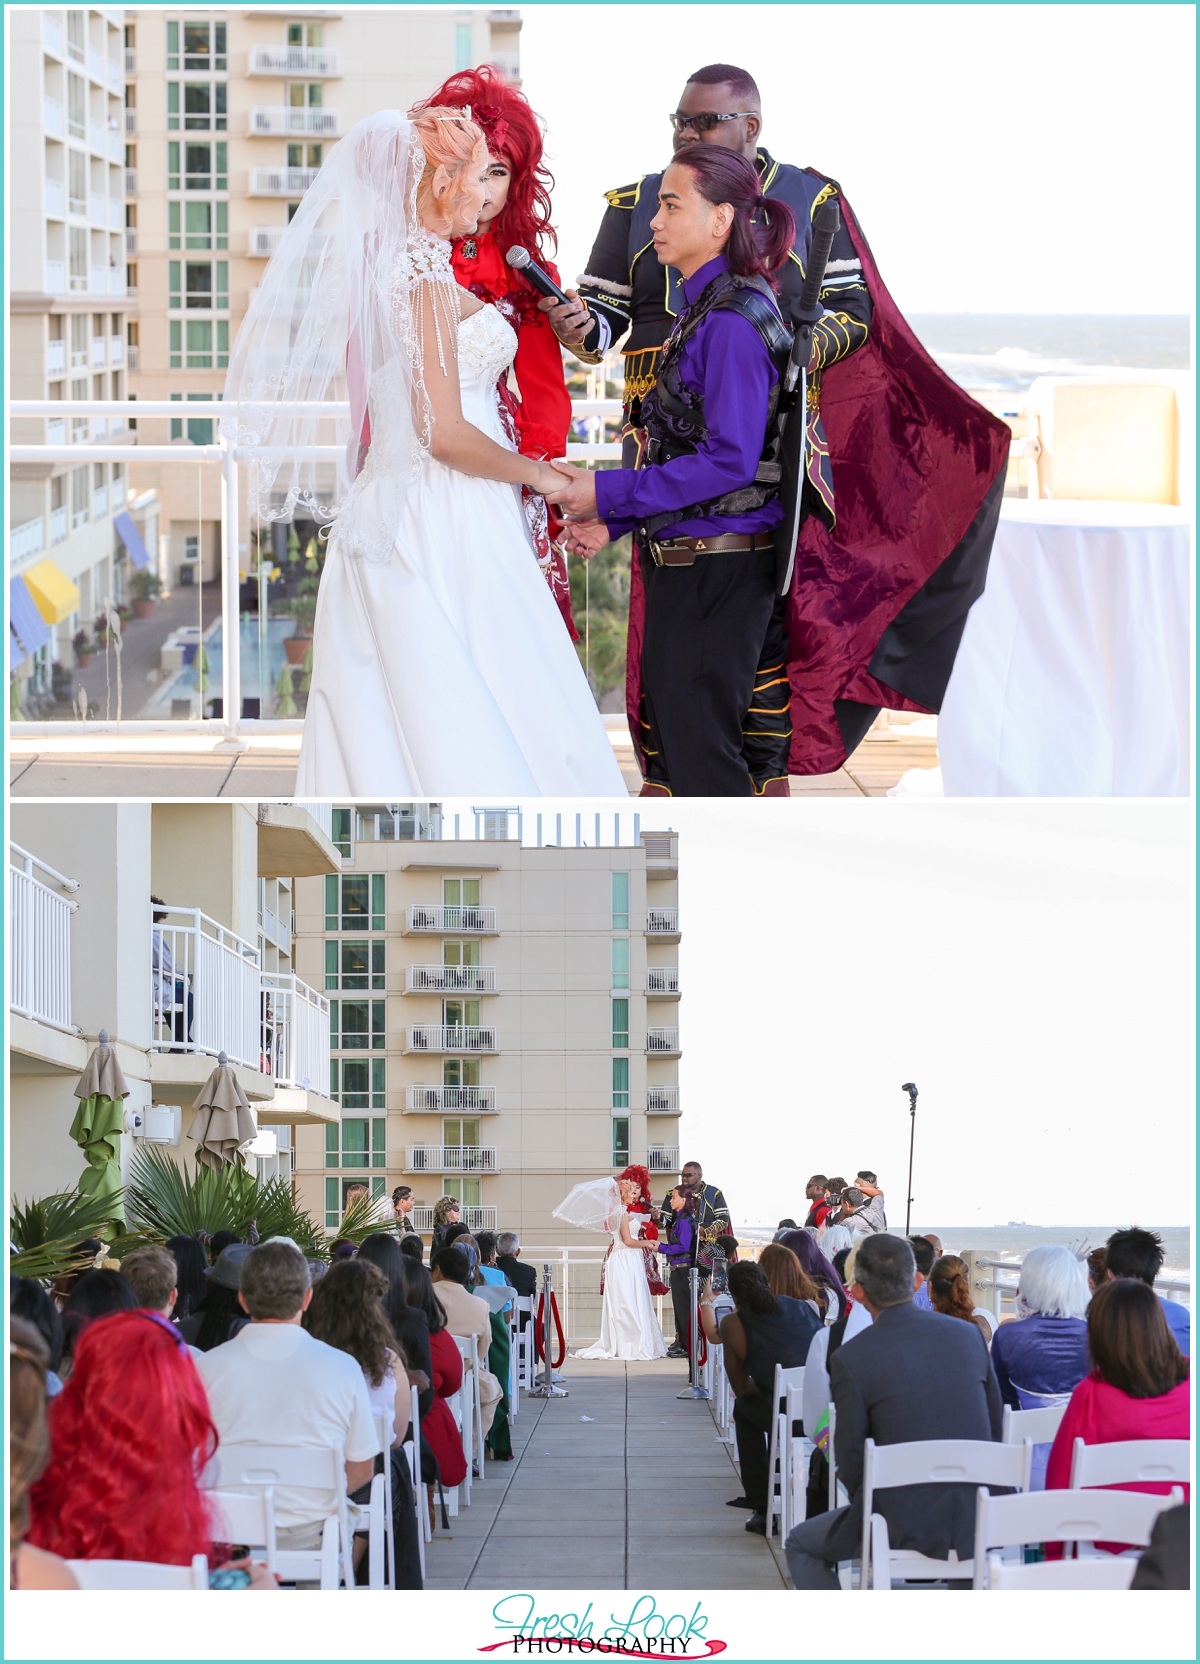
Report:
245,1128,277,1158
135,1103,183,1145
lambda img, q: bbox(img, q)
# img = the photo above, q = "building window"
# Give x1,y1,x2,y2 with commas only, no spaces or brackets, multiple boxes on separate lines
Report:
612,1117,631,1168
169,391,219,444
287,81,324,108
325,939,385,991
181,81,227,130
443,998,480,1031
68,149,87,215
288,22,323,46
71,465,89,530
611,937,629,990
325,873,386,932
68,227,88,292
180,20,226,71
67,73,86,138
70,315,88,369
325,1114,386,1170
611,871,629,930
169,319,181,369
442,1057,481,1089
286,142,323,170
185,319,212,368
331,808,353,858
442,1177,481,1208
325,1174,385,1230
166,19,179,70
330,998,386,1051
443,1117,480,1158
455,21,473,69
66,9,85,61
612,1056,629,1110
441,877,479,926
329,1057,386,1110
611,998,629,1050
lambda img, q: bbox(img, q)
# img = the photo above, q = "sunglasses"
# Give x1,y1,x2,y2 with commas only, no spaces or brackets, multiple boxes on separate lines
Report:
669,110,756,134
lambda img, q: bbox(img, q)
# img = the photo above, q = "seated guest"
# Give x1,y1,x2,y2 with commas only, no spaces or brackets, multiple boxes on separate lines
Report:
719,1261,822,1536
990,1244,1091,1411
357,1233,433,1414
431,1197,462,1254
429,1246,503,1437
801,1240,873,1517
784,1233,1003,1588
1045,1278,1189,1554
196,1240,379,1551
1104,1227,1190,1357
474,1233,515,1462
10,1320,77,1589
207,1229,241,1265
59,1269,138,1379
1131,1505,1191,1589
929,1255,995,1340
165,1235,210,1322
28,1310,218,1567
817,1223,853,1262
780,1230,849,1321
908,1236,936,1310
495,1230,538,1310
10,1276,64,1397
180,1243,255,1352
759,1243,823,1321
121,1244,203,1360
401,1257,468,1520
400,1234,424,1263
1086,1246,1108,1294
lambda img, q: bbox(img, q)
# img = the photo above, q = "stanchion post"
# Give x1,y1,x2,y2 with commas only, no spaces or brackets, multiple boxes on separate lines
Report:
528,1262,567,1398
677,1265,711,1400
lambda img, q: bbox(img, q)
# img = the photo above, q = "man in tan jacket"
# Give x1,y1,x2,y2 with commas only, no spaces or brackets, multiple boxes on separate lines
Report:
431,1246,502,1436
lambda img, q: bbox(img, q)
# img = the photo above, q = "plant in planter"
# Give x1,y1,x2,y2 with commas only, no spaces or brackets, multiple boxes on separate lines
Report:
116,604,133,632
129,568,162,619
279,575,319,664
93,611,117,647
73,628,95,667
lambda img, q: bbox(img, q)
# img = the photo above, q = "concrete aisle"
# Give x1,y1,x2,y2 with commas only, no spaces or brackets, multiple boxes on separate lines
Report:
422,1358,786,1591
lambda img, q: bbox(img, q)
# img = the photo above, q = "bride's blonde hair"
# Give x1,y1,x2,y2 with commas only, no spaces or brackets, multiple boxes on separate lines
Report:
410,107,487,235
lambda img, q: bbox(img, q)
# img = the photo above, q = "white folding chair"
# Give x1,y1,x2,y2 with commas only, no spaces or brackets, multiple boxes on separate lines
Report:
781,1383,814,1537
513,1296,535,1391
986,1553,1137,1589
67,1555,209,1589
1001,1402,1068,1447
443,1384,465,1516
862,1438,1031,1589
766,1364,805,1538
972,1483,1183,1587
403,1384,428,1575
365,1415,395,1590
206,1444,352,1589
454,1334,487,1485
207,1486,278,1573
1070,1438,1191,1490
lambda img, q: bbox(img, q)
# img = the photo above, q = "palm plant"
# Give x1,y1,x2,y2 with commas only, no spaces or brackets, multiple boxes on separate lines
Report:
334,1188,398,1249
125,1147,326,1257
9,1187,128,1283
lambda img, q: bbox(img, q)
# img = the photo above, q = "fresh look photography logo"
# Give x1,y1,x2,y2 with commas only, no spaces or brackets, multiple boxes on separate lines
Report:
479,1596,727,1658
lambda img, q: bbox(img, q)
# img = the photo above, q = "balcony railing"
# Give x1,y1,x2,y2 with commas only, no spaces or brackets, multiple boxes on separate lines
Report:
9,844,79,1033
88,121,104,154
405,903,497,934
645,907,680,935
124,227,137,256
249,105,342,136
249,226,285,257
124,47,135,73
109,334,123,365
12,518,46,562
124,107,136,134
645,966,680,995
646,1027,680,1054
249,44,341,75
648,1147,680,1173
88,191,104,225
47,338,66,375
248,166,322,196
107,59,121,94
646,1086,680,1113
406,1084,498,1113
126,344,139,372
92,485,108,519
150,907,261,1068
43,95,64,138
45,177,65,217
261,972,329,1091
43,14,63,56
90,334,106,367
108,197,123,229
405,964,496,994
406,1145,498,1174
51,505,68,543
410,1204,497,1233
125,168,137,195
46,261,65,294
107,268,124,296
89,47,104,82
405,1024,498,1053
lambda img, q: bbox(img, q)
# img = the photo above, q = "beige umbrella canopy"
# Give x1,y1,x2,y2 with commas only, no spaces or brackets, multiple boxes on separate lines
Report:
188,1051,257,1171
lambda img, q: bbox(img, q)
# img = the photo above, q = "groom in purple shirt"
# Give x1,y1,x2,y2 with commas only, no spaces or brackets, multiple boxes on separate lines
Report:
547,147,794,797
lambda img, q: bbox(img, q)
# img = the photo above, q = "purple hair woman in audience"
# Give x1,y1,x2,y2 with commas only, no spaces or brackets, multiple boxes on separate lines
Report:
780,1229,849,1320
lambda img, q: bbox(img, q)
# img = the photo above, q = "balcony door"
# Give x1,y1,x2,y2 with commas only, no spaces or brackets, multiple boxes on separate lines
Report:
443,1118,481,1159
442,1057,481,1088
443,998,480,1031
442,1176,481,1208
443,877,480,928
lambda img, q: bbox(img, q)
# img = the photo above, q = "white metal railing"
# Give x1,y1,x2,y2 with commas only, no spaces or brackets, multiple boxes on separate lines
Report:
110,334,123,365
125,168,136,195
107,129,122,163
89,191,104,224
43,14,62,55
248,166,322,196
124,46,135,73
45,177,65,216
406,964,496,994
404,1025,498,1053
46,261,65,293
90,333,106,366
92,485,108,518
124,107,136,134
43,95,64,137
249,226,285,257
291,800,334,842
648,1147,680,1172
646,908,680,934
646,966,680,994
410,1204,498,1233
249,105,341,136
88,120,104,154
646,1027,680,1053
150,907,261,1068
261,972,329,1091
12,518,46,562
249,44,341,75
107,59,121,94
406,1145,498,1174
126,345,139,372
969,1251,1191,1319
88,47,103,81
647,1086,680,1113
9,844,80,1033
51,505,68,543
407,1084,498,1113
47,338,66,376
109,197,123,230
107,268,123,296
405,903,497,933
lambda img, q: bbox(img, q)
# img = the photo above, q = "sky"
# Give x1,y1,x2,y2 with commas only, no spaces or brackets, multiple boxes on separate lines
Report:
517,2,1196,313
439,798,1192,1230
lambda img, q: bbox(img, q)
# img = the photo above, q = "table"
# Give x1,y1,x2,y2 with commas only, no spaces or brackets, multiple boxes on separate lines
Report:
938,498,1191,797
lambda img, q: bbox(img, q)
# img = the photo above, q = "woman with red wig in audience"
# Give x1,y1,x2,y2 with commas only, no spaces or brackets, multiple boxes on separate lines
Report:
413,65,578,637
27,1309,218,1566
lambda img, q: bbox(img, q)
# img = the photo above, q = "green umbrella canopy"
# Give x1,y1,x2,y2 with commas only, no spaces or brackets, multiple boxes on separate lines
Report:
69,1029,128,1227
188,1052,257,1172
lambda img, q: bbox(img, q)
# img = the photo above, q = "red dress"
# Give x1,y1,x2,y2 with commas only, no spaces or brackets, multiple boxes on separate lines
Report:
421,1326,468,1488
450,230,579,639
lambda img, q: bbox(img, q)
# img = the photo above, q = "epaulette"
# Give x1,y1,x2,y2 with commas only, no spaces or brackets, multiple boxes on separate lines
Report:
603,179,643,210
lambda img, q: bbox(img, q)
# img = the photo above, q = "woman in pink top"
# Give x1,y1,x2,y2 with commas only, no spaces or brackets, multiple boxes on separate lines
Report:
1046,1278,1189,1554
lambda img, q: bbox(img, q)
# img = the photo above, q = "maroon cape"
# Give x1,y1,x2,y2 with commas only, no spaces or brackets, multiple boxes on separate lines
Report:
625,173,1012,777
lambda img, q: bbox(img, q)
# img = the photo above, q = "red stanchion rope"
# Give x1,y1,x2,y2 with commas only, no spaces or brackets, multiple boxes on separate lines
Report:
534,1289,566,1368
686,1311,709,1367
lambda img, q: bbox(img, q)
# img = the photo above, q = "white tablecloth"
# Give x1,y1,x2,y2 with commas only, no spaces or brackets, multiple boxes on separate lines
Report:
938,499,1191,796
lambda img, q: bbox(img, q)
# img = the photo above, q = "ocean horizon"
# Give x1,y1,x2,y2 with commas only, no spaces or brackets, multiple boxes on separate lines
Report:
738,1222,1190,1276
905,312,1191,393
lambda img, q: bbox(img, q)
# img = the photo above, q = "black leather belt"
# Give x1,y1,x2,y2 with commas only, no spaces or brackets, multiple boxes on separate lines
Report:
647,532,776,568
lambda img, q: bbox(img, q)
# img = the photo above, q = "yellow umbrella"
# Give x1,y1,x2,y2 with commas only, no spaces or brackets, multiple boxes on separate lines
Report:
70,1028,128,1226
187,1051,257,1171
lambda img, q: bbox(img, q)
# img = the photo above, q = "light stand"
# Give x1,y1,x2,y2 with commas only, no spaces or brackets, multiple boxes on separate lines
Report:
902,1082,918,1236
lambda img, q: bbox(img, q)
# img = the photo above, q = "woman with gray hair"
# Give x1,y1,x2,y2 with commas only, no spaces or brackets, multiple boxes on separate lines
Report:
989,1244,1092,1414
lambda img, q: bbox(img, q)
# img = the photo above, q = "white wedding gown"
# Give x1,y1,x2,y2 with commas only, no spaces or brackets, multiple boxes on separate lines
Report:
295,303,626,797
575,1211,669,1362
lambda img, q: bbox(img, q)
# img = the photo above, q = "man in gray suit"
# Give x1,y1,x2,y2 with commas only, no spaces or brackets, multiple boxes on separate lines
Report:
785,1233,1003,1589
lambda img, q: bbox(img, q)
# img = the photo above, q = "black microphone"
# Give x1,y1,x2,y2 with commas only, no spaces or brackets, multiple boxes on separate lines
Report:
505,244,573,308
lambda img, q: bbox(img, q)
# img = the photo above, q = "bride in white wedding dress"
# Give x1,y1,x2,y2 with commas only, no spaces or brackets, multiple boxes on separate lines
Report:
223,109,624,797
554,1177,668,1362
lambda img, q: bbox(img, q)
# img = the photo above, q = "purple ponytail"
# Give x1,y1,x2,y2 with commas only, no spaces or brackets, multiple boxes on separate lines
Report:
669,143,795,288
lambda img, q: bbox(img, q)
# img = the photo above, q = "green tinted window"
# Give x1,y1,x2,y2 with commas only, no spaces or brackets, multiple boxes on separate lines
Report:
611,998,629,1050
612,1056,629,1109
611,872,629,930
611,937,629,989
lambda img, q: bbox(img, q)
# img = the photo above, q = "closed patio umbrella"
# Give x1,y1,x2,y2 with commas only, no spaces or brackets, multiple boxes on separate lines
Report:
70,1028,128,1226
188,1051,257,1170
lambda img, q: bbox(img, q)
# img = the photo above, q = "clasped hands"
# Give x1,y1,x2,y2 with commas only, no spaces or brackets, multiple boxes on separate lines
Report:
530,459,609,559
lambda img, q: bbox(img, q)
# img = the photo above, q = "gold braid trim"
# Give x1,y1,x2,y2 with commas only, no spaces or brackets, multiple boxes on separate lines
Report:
621,346,662,405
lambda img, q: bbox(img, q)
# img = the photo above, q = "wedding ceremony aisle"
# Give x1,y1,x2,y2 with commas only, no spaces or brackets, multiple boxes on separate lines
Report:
421,1359,787,1590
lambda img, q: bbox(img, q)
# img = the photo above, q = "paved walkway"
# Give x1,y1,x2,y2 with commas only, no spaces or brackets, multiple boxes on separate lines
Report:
422,1359,787,1591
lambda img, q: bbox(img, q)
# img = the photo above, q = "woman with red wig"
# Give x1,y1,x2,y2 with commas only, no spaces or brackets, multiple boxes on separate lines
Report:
26,1309,219,1568
414,66,578,637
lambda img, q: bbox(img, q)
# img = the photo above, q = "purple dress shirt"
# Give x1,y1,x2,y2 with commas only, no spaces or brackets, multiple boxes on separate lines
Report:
593,253,783,541
658,1216,694,1265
